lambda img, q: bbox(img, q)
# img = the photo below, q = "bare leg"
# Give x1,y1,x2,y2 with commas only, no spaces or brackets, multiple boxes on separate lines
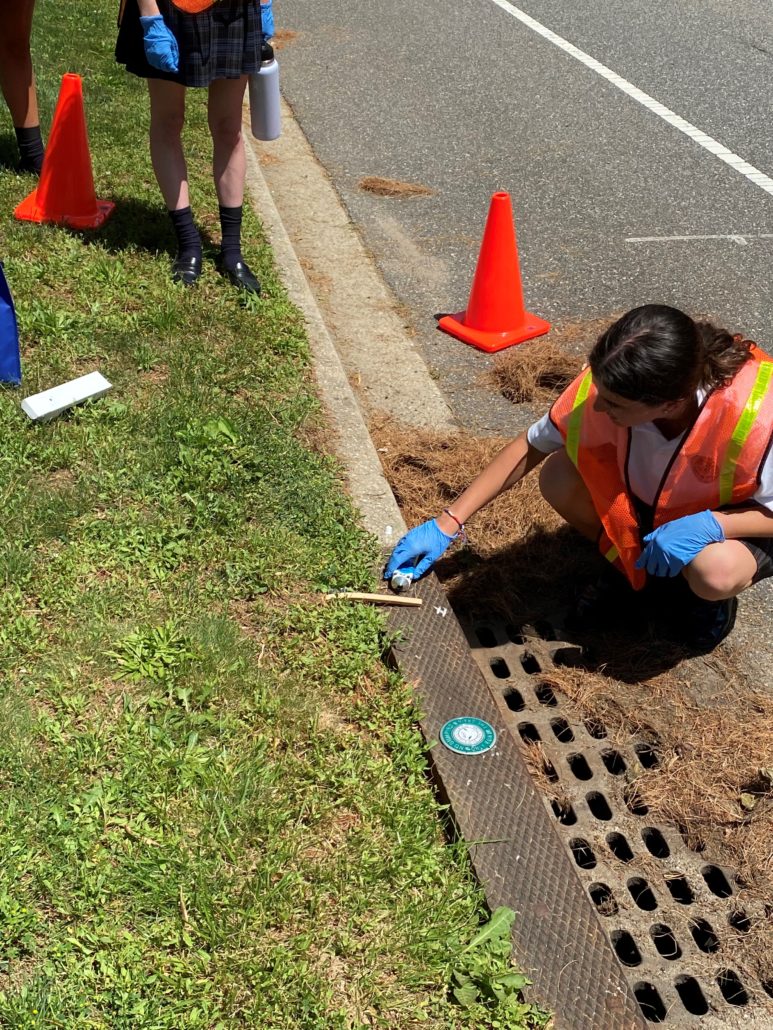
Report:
0,0,38,127
208,76,247,206
683,541,757,600
539,449,601,541
147,79,189,209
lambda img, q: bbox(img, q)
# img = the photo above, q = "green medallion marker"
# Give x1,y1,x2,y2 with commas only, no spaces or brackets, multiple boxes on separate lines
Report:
440,717,496,755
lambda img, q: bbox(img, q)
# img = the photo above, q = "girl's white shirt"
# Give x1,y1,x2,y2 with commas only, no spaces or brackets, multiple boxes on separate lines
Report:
527,389,773,510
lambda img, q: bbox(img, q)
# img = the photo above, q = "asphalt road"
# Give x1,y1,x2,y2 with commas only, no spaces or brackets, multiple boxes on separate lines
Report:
272,0,773,434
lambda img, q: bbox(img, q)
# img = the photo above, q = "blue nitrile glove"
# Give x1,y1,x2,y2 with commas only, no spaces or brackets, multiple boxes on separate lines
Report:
635,510,725,577
140,16,180,74
260,0,275,39
384,519,456,581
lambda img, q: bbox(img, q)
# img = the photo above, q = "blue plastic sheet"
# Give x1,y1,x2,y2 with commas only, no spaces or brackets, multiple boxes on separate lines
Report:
0,262,21,386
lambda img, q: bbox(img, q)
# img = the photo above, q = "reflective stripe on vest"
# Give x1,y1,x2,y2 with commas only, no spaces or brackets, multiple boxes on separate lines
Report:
718,360,773,506
566,370,593,467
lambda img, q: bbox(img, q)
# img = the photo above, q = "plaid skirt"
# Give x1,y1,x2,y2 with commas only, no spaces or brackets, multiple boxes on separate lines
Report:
116,0,262,88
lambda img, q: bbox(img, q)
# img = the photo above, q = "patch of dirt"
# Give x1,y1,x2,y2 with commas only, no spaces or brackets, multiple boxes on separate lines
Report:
139,363,169,387
45,468,76,490
358,176,435,199
271,28,299,49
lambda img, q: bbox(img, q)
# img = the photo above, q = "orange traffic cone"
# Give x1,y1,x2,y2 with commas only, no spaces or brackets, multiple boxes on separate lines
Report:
437,192,549,353
15,73,114,230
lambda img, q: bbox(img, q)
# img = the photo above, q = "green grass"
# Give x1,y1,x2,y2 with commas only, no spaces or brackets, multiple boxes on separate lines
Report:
0,4,550,1027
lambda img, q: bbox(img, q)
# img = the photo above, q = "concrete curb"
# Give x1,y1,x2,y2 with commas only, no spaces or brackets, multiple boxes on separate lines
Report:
243,128,405,548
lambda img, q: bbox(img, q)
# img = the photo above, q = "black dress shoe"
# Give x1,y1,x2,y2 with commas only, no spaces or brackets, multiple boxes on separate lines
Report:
171,253,202,287
217,257,261,295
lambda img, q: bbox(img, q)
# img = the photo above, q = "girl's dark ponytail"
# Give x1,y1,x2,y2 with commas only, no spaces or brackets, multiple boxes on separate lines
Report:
695,321,753,390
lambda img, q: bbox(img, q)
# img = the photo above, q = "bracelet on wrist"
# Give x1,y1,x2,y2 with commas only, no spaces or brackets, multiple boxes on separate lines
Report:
442,508,467,543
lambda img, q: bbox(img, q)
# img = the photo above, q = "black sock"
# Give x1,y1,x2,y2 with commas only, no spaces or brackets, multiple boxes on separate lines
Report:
219,204,243,269
15,125,45,175
168,206,202,260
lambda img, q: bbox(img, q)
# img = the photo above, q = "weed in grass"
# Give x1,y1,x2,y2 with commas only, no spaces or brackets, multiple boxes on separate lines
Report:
107,621,198,683
450,908,550,1027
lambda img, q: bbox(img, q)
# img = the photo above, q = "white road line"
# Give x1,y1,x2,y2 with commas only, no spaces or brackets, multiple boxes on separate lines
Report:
626,233,773,245
489,0,773,198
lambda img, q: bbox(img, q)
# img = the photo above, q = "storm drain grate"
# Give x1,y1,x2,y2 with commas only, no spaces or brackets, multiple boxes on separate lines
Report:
462,615,773,1027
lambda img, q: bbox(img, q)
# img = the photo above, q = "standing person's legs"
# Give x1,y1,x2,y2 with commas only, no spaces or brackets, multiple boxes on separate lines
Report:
0,0,44,173
147,78,202,285
208,76,260,294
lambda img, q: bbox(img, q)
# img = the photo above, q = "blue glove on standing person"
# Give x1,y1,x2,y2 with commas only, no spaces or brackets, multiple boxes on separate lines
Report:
635,510,725,577
260,0,275,39
384,519,456,581
140,16,179,74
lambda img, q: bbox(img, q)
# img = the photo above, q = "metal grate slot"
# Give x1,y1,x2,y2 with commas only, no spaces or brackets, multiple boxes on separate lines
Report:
664,873,694,905
634,982,667,1023
641,827,670,859
628,877,658,911
689,918,719,954
674,976,709,1016
650,924,681,960
716,969,749,1006
490,656,510,679
607,832,635,863
612,929,643,967
570,838,597,870
589,882,618,916
702,865,733,898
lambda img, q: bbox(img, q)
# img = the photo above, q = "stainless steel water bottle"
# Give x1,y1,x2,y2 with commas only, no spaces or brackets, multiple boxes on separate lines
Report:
249,41,281,141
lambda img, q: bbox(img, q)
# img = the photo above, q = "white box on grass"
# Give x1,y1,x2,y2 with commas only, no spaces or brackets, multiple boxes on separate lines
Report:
21,371,112,422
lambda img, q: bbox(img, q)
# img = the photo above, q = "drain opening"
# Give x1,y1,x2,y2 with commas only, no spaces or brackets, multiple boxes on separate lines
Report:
521,652,541,675
627,877,657,911
570,838,596,870
607,832,635,863
532,619,556,640
623,786,649,816
490,657,510,679
634,743,659,769
761,980,773,999
550,717,574,743
677,823,705,852
674,975,709,1016
611,929,642,967
601,748,626,775
518,722,540,744
665,873,694,905
729,909,751,934
650,924,681,960
689,918,719,954
589,882,618,916
504,688,525,712
702,865,733,898
567,753,593,780
534,682,556,705
641,827,670,859
717,969,749,1006
475,625,497,648
504,623,524,644
551,798,577,825
634,982,667,1023
584,719,607,739
586,791,612,821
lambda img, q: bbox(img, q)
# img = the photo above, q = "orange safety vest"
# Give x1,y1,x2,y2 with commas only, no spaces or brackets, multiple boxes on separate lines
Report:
549,347,773,589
